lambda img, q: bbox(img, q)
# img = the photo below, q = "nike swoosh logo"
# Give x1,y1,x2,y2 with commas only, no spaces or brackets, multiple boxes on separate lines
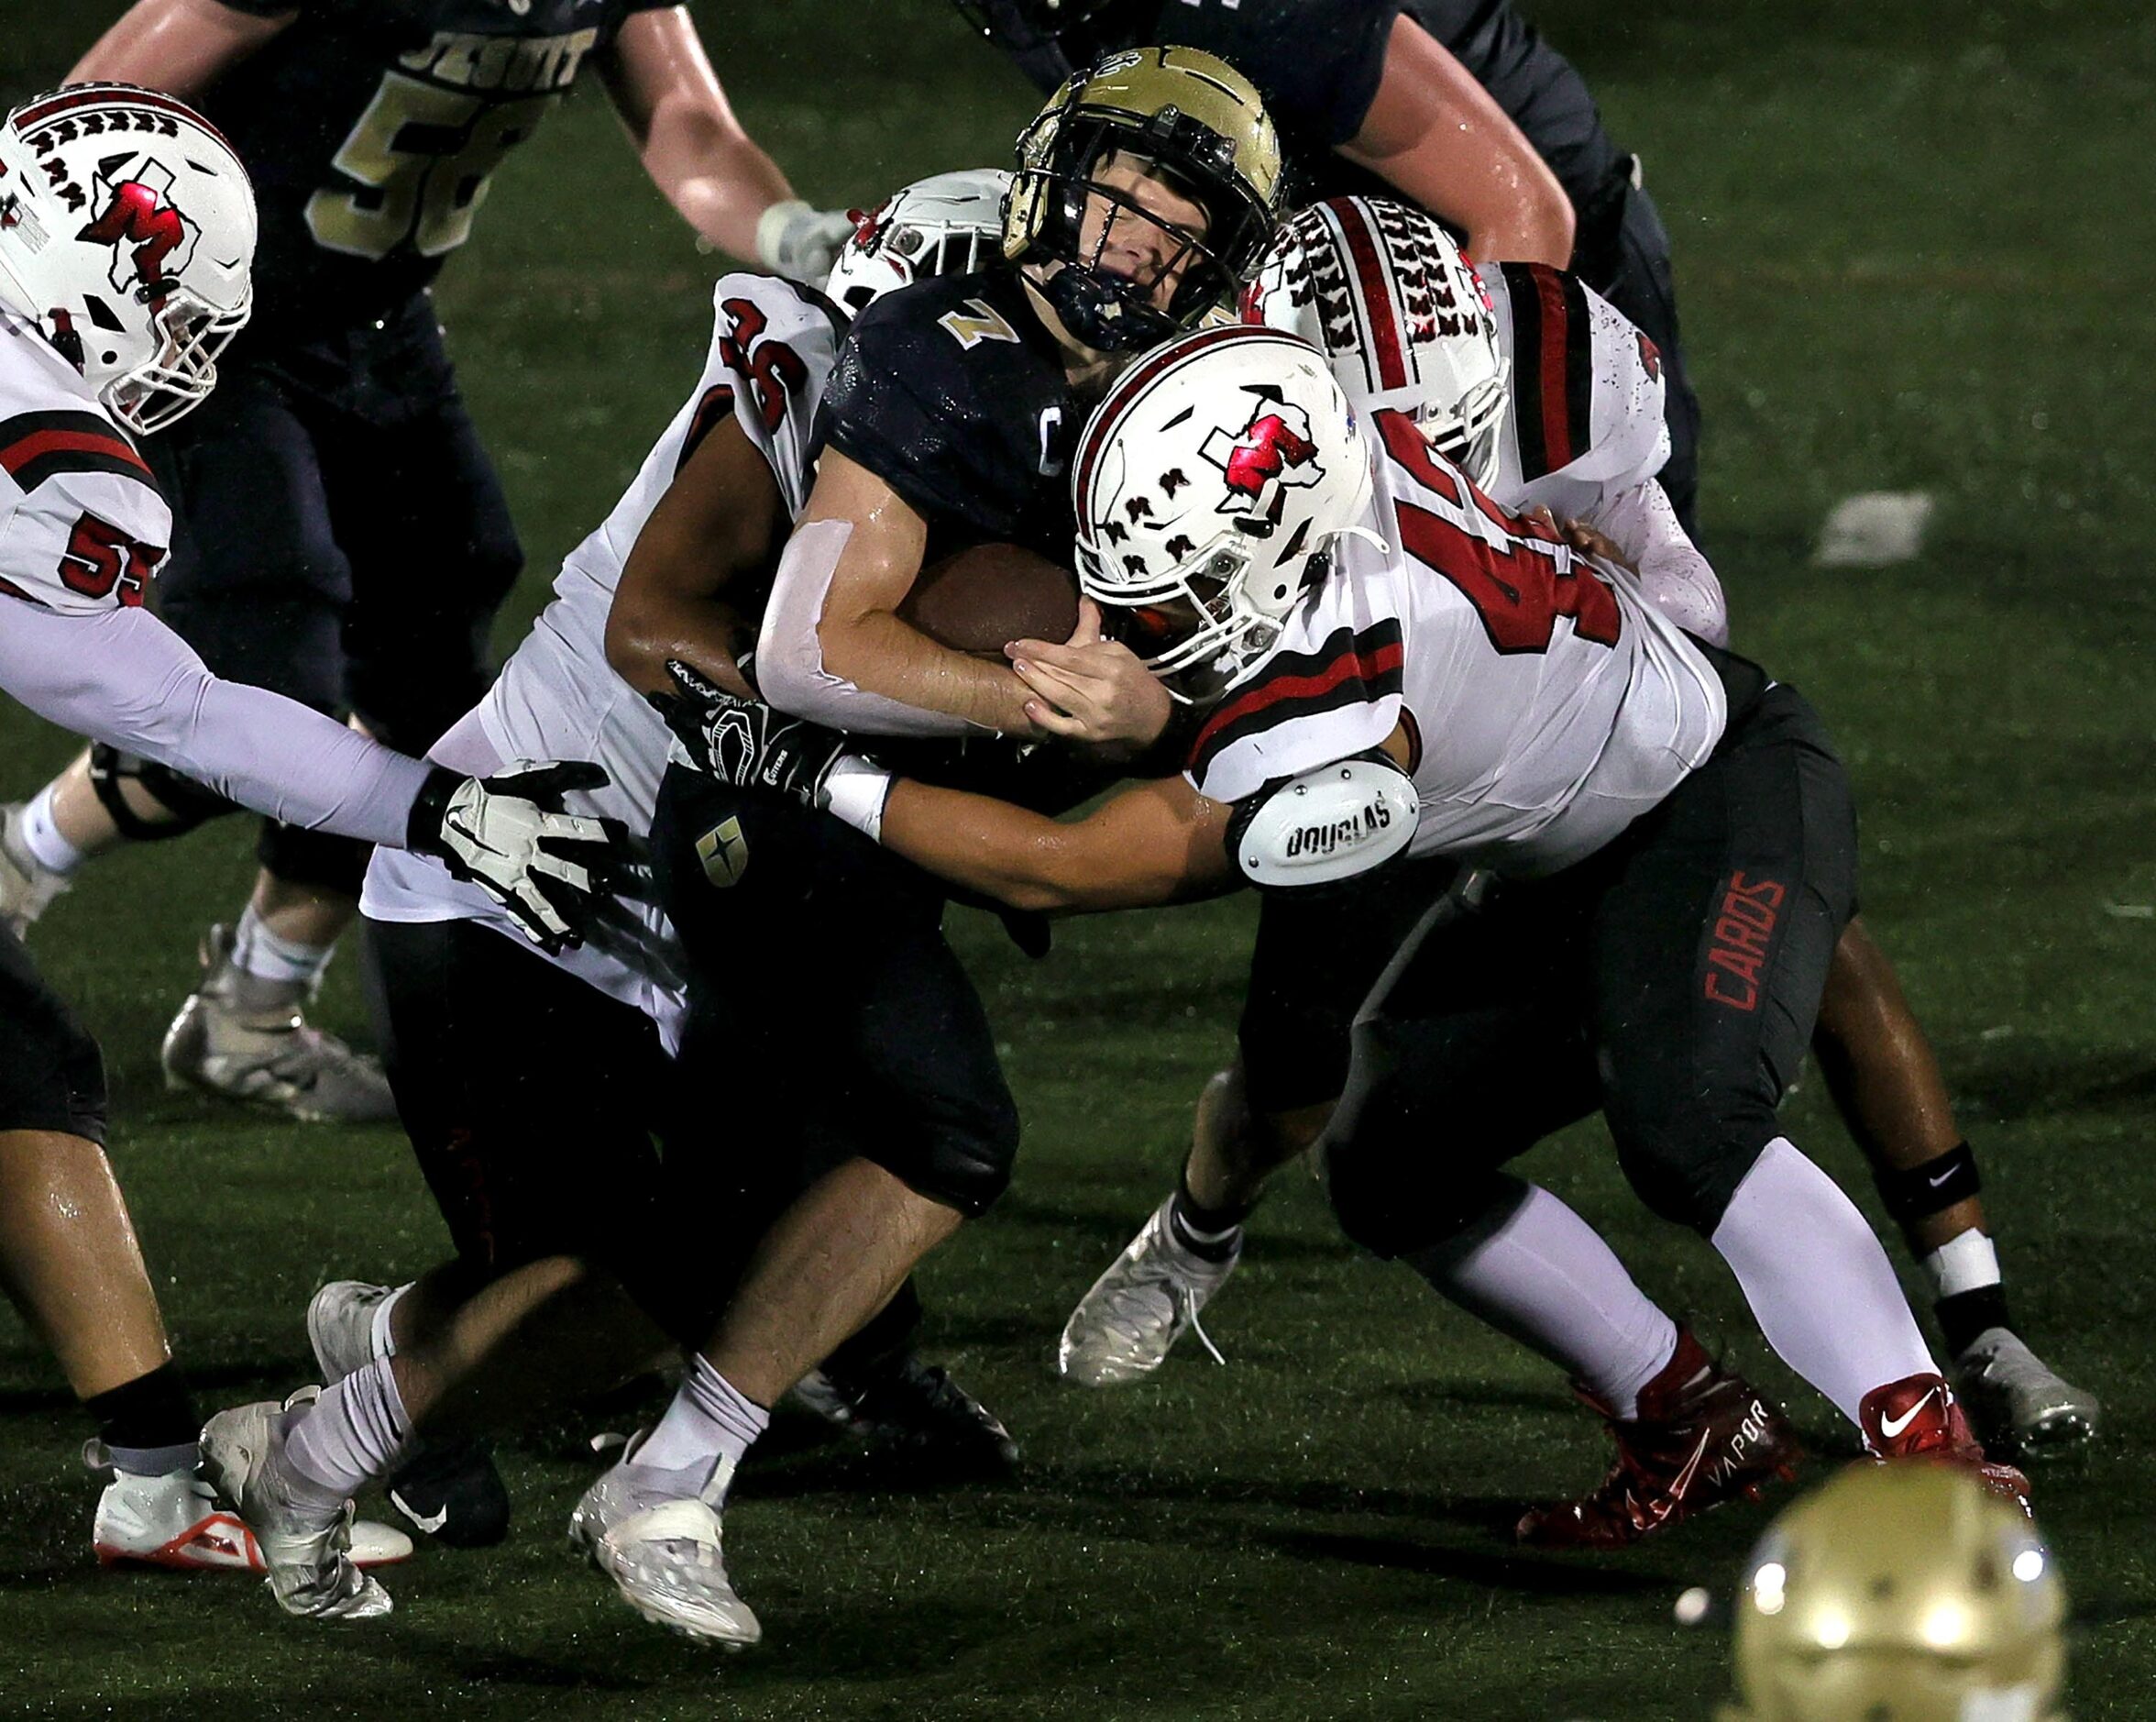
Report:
1927,1167,1956,1187
1878,1387,1937,1440
390,1488,449,1535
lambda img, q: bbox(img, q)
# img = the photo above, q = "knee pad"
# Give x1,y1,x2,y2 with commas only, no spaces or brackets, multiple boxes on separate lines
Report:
865,1087,1021,1220
86,744,236,840
256,820,371,898
1608,1100,1776,1234
1321,1028,1524,1259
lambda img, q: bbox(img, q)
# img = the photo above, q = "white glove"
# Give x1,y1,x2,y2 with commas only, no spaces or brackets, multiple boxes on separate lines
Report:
407,760,630,955
755,199,858,282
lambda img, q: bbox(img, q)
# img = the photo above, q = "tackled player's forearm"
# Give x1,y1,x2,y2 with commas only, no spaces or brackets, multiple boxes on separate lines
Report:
876,776,1236,915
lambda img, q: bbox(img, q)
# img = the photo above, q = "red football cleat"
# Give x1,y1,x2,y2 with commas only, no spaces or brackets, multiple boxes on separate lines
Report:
1516,1329,1801,1550
1858,1372,2032,1513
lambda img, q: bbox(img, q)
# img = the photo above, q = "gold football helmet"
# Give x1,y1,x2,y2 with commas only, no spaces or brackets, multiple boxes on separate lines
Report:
1004,45,1282,351
1722,1463,2066,1722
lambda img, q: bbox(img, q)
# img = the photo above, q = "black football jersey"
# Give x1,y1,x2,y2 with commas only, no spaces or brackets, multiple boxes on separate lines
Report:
814,268,1082,566
203,0,671,337
1008,1,1627,223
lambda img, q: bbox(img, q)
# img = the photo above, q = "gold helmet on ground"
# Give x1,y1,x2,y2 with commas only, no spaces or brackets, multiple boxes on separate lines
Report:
1722,1463,2066,1722
1004,45,1282,351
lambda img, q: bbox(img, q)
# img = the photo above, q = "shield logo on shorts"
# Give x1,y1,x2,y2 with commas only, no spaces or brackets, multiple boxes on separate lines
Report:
696,816,748,889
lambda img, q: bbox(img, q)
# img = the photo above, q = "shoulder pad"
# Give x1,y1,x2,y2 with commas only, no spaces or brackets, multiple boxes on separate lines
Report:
1227,752,1418,889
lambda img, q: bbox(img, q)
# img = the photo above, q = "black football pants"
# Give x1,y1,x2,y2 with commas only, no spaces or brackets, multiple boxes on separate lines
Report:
150,293,522,895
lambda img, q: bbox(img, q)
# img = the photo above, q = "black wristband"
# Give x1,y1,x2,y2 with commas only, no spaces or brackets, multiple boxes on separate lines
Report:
405,766,462,860
1874,1141,1983,1226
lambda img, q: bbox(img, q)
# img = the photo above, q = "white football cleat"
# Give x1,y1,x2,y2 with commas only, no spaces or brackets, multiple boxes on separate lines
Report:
198,1398,392,1619
307,1279,401,1385
1058,1196,1238,1387
1954,1327,2100,1456
569,1436,760,1649
90,1452,412,1573
161,923,398,1124
0,801,68,939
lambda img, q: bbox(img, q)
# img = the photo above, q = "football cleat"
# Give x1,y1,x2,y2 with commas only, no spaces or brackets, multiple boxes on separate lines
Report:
197,1398,391,1619
306,1279,398,1386
793,1353,1018,1478
1057,1196,1238,1386
1859,1372,2032,1512
306,1278,512,1546
1952,1326,2099,1458
1515,1329,1801,1550
160,923,398,1124
89,1451,412,1572
0,801,68,939
569,1436,760,1649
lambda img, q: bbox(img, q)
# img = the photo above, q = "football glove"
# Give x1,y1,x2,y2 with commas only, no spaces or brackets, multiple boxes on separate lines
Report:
407,761,629,955
755,199,859,283
649,660,850,809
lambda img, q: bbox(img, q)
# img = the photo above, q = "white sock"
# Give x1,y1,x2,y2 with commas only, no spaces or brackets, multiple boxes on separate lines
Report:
1408,1179,1679,1420
634,1356,770,1496
232,902,336,988
371,1284,411,1362
1710,1137,1937,1425
18,785,85,875
282,1358,412,1501
1922,1229,2001,1299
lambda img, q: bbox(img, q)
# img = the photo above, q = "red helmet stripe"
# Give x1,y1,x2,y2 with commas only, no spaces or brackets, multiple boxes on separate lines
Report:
1332,198,1406,392
1530,265,1575,469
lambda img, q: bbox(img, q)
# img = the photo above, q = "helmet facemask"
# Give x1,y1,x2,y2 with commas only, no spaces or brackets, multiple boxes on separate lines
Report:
1416,362,1509,491
105,280,251,435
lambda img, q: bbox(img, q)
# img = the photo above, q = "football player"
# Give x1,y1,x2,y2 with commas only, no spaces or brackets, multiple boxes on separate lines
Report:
0,84,622,1574
0,0,856,1123
1057,197,2097,1460
951,0,1703,537
551,50,1286,1647
216,172,1028,1567
676,328,2035,1547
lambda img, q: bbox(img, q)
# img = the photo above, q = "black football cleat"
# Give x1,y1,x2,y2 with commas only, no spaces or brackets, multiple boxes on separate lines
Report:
794,1352,1019,1482
382,1435,512,1549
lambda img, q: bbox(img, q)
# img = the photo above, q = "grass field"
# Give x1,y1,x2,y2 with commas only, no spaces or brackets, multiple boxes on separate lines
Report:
5,1,2156,1716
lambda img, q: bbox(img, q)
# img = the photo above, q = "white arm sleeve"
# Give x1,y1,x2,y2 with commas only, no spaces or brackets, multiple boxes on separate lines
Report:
754,517,985,740
1579,479,1730,648
0,600,432,845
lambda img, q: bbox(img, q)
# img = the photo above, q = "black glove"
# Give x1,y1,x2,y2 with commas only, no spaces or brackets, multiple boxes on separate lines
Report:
648,659,851,810
407,760,631,955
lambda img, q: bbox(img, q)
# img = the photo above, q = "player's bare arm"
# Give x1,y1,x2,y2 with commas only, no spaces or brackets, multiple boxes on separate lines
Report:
881,774,1238,914
766,448,1062,737
69,0,293,94
604,413,784,702
596,7,803,268
1339,16,1573,269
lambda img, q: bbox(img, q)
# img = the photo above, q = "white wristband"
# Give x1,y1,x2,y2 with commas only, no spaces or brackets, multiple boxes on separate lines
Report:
821,755,894,844
754,198,811,271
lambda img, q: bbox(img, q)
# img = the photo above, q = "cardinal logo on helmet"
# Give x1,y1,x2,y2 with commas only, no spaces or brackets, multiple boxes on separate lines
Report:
77,155,196,301
1201,396,1324,513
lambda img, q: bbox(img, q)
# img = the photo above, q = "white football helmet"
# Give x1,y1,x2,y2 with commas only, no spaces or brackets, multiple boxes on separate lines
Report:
1072,324,1372,702
0,83,255,435
1243,195,1508,490
823,169,1012,316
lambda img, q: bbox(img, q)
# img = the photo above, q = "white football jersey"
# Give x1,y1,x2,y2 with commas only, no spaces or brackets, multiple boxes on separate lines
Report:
362,273,842,1040
0,306,171,615
1479,260,1670,523
1188,407,1725,878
